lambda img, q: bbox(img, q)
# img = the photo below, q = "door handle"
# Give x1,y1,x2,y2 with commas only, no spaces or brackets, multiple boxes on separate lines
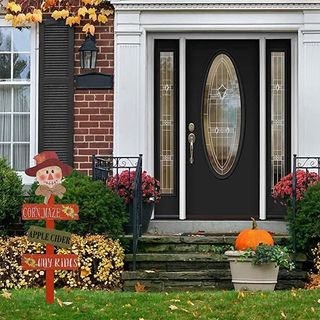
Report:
188,133,196,164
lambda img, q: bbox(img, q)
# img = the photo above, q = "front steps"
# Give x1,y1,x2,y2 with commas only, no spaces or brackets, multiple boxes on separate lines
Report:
123,234,308,291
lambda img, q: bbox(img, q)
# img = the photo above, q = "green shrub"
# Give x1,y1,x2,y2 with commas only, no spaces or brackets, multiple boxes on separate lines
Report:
26,170,127,239
287,182,320,252
0,235,124,290
0,158,24,235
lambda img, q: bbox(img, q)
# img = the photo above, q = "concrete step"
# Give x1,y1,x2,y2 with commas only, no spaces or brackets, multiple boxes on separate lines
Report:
122,270,307,292
128,234,290,254
125,253,229,271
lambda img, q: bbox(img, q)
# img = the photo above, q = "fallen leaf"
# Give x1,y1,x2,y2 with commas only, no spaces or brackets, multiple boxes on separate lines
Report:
57,298,63,307
280,311,287,319
170,299,181,302
145,270,155,273
181,308,190,313
237,291,245,299
187,300,194,306
123,304,132,308
63,301,73,306
1,290,11,300
135,282,145,292
169,305,179,310
311,307,315,313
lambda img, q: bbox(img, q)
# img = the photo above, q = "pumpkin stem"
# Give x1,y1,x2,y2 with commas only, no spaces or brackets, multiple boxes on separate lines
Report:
251,217,257,230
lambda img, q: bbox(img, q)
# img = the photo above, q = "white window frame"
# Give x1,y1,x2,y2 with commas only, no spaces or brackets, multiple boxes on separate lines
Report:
0,19,38,185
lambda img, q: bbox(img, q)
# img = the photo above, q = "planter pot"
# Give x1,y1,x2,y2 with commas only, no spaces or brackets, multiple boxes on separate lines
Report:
225,250,279,291
124,202,154,234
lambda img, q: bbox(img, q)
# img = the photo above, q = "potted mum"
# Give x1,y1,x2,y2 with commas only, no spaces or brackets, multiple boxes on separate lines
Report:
107,170,161,234
225,218,293,291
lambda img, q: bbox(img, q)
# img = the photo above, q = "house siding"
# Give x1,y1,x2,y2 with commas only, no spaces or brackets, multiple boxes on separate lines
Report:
73,19,114,175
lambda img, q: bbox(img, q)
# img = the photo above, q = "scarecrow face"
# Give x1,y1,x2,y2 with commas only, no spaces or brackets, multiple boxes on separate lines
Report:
36,166,62,188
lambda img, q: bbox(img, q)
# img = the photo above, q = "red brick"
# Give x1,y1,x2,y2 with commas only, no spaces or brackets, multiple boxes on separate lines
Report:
75,94,85,101
85,136,95,142
75,115,89,121
80,108,100,114
89,142,108,148
90,115,109,121
74,136,84,142
85,95,95,101
75,143,89,148
95,136,105,141
100,122,113,128
75,101,89,108
74,156,89,162
79,122,99,128
89,128,108,134
80,163,92,169
74,128,89,134
78,149,98,155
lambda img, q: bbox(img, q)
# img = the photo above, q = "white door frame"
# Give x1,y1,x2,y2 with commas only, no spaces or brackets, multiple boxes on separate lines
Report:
147,32,298,220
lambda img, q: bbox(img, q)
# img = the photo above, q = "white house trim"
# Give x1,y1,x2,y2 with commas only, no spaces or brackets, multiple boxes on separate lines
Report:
111,0,320,220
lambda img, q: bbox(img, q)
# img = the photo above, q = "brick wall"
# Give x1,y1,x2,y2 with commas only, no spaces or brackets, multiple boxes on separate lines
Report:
73,18,114,175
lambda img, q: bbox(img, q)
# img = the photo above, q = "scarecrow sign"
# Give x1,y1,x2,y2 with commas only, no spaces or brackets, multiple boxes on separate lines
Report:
21,151,79,304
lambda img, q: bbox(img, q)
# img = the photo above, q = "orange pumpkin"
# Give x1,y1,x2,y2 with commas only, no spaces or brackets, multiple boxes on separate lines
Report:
235,218,274,251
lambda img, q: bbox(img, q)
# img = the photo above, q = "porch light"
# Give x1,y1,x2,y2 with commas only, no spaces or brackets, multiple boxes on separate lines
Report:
79,35,98,69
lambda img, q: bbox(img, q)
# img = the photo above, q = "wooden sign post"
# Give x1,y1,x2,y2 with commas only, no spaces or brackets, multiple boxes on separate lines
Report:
22,196,79,304
23,151,77,304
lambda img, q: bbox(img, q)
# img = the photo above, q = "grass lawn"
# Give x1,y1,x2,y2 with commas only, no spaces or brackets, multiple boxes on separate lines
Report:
0,289,319,320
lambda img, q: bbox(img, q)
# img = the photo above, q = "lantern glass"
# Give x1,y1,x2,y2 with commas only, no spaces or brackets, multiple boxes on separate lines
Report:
91,51,97,69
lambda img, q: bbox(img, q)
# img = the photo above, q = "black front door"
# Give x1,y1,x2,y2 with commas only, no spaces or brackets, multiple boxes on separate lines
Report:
186,40,260,219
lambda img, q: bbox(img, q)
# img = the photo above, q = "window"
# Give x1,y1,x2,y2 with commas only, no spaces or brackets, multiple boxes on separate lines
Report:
0,22,37,183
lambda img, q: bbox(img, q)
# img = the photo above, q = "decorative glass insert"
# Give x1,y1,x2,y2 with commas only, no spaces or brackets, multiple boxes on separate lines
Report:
0,26,31,171
271,52,285,188
160,52,175,194
203,53,242,176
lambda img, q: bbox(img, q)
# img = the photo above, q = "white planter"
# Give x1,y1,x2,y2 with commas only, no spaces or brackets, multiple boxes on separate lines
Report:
225,251,279,291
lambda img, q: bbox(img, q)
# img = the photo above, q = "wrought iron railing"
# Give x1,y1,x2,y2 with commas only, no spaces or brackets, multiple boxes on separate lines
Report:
292,155,320,261
92,154,143,271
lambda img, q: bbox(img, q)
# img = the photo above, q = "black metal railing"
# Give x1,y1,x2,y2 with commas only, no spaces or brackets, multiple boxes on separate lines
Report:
292,154,320,261
92,154,143,271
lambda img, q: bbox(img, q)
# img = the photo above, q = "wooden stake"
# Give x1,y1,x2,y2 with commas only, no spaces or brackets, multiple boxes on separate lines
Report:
46,195,55,304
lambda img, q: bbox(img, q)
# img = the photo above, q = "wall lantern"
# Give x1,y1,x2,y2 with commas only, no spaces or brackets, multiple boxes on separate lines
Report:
75,35,113,90
79,35,98,69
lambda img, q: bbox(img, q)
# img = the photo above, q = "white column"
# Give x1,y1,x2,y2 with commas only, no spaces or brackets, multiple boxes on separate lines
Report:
299,12,320,156
113,11,143,157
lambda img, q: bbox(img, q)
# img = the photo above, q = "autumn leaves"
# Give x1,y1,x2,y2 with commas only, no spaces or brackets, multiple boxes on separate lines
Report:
5,0,113,35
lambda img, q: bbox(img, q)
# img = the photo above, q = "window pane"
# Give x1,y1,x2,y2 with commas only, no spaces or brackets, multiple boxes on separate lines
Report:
13,114,30,142
13,28,30,52
0,144,11,165
0,54,11,80
0,115,11,142
13,86,30,112
203,53,242,176
271,52,285,187
13,53,30,80
13,144,29,171
160,52,175,195
0,86,12,112
0,28,11,51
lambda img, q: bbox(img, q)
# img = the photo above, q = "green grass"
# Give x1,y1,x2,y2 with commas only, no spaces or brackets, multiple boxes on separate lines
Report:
0,289,319,320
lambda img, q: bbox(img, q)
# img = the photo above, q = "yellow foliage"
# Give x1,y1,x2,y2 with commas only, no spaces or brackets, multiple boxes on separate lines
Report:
78,6,88,17
4,14,14,22
12,13,26,27
83,23,95,36
65,16,81,27
60,9,70,19
82,0,93,5
6,2,21,13
101,9,113,16
51,10,62,20
88,8,97,22
98,14,107,24
26,9,43,23
0,235,124,290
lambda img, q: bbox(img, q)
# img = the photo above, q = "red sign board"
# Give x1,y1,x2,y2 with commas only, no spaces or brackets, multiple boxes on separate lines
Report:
22,204,79,220
22,254,78,271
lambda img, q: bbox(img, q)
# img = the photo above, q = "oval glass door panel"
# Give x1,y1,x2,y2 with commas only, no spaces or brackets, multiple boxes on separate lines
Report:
203,53,242,176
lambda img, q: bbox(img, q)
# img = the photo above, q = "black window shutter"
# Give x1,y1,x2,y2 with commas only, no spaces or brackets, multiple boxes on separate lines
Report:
39,19,74,166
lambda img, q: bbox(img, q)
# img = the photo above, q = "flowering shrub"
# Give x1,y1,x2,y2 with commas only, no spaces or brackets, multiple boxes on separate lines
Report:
107,170,161,204
272,170,319,206
0,235,124,290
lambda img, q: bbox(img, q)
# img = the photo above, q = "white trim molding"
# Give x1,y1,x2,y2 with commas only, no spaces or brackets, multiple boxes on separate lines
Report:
111,0,320,10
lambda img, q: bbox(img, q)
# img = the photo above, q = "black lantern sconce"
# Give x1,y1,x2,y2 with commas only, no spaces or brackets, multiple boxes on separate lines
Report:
75,35,113,90
79,35,98,70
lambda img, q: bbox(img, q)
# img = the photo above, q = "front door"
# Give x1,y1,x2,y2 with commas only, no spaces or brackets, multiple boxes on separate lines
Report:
186,40,260,219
